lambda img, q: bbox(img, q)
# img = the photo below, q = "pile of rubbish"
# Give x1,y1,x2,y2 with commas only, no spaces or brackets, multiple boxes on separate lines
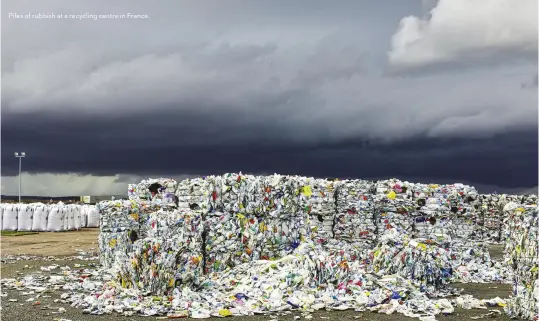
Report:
503,204,538,320
0,240,509,319
0,203,99,231
82,173,530,319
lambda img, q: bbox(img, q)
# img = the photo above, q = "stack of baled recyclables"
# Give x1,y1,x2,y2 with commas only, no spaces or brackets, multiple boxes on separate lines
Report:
203,174,327,275
103,174,497,298
97,200,175,268
111,174,343,295
504,204,538,320
0,203,99,232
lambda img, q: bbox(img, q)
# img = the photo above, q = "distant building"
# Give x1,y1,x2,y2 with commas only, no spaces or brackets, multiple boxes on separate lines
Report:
80,195,127,204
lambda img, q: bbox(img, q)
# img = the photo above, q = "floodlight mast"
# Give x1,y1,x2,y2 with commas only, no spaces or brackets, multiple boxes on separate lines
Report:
14,152,26,203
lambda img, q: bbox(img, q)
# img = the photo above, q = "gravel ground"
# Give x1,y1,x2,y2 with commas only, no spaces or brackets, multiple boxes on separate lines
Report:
0,232,514,321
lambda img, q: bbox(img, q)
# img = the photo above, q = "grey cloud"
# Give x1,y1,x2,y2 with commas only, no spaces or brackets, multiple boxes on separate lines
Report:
1,0,537,194
388,0,538,72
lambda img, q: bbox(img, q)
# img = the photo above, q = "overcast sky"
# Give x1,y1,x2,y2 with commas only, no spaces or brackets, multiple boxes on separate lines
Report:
1,0,538,196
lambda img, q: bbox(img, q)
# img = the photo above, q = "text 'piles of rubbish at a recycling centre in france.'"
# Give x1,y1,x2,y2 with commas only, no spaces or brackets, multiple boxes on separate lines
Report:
1,173,537,320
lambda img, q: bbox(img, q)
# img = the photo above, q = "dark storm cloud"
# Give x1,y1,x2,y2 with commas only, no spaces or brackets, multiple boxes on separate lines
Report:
2,110,537,189
2,0,538,194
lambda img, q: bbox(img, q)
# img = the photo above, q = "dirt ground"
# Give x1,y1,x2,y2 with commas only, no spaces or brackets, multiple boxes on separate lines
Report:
0,228,99,256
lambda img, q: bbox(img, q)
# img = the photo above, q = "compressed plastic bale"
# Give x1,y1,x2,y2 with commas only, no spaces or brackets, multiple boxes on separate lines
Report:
98,200,143,232
99,230,139,268
481,195,504,242
376,199,416,237
504,205,538,320
128,178,177,201
334,180,376,246
204,212,260,274
296,177,338,217
308,213,335,245
47,206,66,232
257,215,309,260
375,179,414,200
215,173,246,214
31,204,49,231
412,212,455,244
372,231,454,294
116,236,203,296
175,177,212,213
145,209,204,240
260,174,300,215
2,204,18,231
17,204,34,231
117,209,204,295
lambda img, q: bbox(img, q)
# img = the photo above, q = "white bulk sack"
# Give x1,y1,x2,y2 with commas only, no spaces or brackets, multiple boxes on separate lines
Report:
32,205,49,231
63,207,69,231
0,205,3,230
80,206,88,228
17,204,34,231
73,207,81,230
87,206,100,228
2,205,18,231
67,207,75,230
47,207,65,232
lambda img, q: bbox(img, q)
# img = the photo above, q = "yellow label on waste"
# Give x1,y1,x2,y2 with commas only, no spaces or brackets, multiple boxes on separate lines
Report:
130,213,139,221
109,239,117,248
302,186,313,197
218,309,232,317
417,243,427,251
169,279,175,287
387,191,397,200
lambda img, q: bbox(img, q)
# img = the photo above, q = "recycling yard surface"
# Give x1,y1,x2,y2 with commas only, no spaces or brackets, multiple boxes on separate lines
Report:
1,229,99,256
0,231,513,321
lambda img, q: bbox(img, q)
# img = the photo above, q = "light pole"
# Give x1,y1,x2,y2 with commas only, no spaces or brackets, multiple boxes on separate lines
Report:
14,152,26,203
